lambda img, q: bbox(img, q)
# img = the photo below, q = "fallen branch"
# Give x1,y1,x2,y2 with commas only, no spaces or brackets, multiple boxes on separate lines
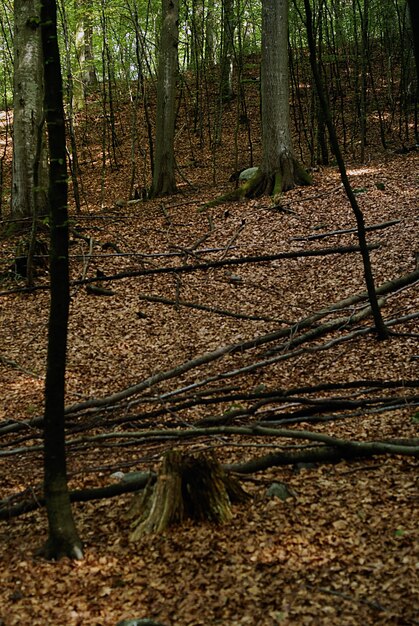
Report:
0,243,380,296
2,270,416,437
291,219,401,242
138,293,287,324
227,439,419,474
1,435,417,519
0,472,154,520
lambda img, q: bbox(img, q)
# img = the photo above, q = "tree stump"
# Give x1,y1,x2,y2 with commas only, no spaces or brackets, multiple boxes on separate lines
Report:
129,451,249,540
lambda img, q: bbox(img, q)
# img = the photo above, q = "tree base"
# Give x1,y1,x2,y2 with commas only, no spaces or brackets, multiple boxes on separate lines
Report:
39,489,84,560
38,534,83,561
203,158,311,209
128,451,250,539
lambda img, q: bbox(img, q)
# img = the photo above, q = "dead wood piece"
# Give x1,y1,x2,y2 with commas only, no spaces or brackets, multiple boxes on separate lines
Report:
2,433,417,521
4,271,415,436
0,472,154,520
74,243,380,287
0,354,41,378
291,219,401,242
227,440,419,474
129,450,249,539
86,284,115,296
138,293,285,324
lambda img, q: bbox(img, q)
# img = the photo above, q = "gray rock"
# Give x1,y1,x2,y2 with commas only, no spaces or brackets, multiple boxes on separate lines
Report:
266,481,296,501
120,471,150,484
110,471,125,481
238,166,259,181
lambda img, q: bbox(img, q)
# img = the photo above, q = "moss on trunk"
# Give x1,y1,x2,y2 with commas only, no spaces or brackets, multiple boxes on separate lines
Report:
203,158,311,209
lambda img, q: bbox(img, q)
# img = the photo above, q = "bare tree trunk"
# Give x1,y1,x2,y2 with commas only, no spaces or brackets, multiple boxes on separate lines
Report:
150,0,178,198
244,0,311,198
220,0,235,101
74,0,97,109
12,0,48,220
407,0,419,141
40,0,83,561
303,0,388,340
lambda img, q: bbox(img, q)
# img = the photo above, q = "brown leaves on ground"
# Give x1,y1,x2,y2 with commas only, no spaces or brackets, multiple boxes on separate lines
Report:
0,96,418,625
0,457,417,625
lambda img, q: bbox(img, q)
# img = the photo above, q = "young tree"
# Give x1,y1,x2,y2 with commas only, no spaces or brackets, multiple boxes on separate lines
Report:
75,0,97,90
150,0,179,198
40,0,83,560
12,0,48,220
73,0,98,110
407,0,418,141
302,0,388,341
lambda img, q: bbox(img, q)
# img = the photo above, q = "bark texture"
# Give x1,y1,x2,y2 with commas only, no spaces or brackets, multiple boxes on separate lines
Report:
40,0,83,561
256,0,311,195
129,451,249,539
12,0,48,219
220,0,235,100
150,0,179,198
74,0,97,109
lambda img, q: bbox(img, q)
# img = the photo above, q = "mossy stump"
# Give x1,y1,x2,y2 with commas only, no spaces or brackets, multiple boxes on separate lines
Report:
129,451,249,540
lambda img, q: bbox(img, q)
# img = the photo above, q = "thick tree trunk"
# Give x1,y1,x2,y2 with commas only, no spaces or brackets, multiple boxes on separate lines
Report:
150,0,178,198
40,0,83,561
12,0,48,220
129,451,249,539
74,0,97,109
254,0,311,196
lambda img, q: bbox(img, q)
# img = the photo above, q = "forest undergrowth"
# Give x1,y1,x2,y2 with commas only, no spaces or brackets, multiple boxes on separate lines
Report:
0,79,418,625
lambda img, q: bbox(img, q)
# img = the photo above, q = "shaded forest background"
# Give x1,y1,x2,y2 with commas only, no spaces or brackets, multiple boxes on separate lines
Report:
0,0,418,624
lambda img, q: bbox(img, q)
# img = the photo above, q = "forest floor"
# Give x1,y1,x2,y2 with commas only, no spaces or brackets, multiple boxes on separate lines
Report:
0,84,418,626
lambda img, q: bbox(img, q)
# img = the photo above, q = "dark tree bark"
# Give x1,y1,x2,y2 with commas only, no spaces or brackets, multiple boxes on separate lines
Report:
40,0,83,560
302,0,388,340
220,0,235,101
150,0,178,198
407,0,419,89
407,0,419,141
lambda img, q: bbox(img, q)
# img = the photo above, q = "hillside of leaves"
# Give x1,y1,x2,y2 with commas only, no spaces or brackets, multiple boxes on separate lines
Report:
0,65,418,625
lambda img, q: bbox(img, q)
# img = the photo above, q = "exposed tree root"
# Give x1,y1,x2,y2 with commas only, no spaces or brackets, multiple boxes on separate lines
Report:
203,160,312,208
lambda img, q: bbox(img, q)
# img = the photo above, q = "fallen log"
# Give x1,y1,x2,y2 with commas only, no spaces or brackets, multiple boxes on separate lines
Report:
1,437,417,520
291,219,401,241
